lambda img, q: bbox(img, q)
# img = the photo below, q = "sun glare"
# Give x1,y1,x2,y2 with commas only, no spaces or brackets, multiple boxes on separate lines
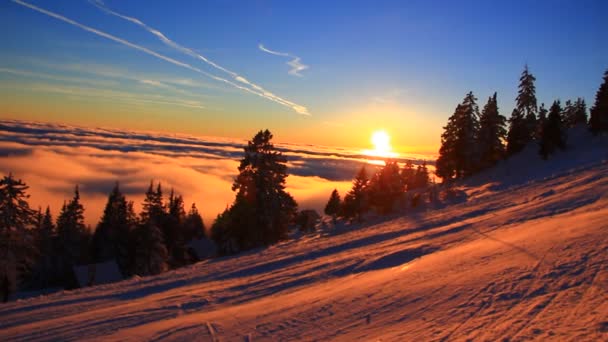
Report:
364,130,398,160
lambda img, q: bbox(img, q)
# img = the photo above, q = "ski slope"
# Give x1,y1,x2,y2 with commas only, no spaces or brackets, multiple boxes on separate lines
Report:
1,129,607,341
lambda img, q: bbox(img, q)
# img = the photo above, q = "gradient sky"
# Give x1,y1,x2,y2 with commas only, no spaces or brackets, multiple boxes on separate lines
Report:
1,0,607,154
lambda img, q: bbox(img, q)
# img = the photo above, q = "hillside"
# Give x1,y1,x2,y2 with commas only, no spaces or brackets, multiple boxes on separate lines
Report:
1,129,607,341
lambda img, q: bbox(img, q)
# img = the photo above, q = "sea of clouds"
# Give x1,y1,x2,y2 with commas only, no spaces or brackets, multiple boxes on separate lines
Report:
0,120,433,227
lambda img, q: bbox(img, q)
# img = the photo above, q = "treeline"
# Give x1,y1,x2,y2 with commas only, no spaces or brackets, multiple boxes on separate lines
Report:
323,160,432,223
0,176,206,298
436,67,608,180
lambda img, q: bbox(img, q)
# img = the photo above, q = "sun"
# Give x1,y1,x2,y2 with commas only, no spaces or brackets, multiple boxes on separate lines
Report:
364,130,398,159
371,130,391,153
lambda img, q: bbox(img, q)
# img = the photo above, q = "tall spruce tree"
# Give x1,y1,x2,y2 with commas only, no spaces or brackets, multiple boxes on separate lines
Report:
589,69,608,135
166,190,188,267
400,160,416,190
539,100,567,159
0,174,36,299
342,166,370,221
536,103,548,139
91,183,136,276
506,108,529,156
212,130,297,253
56,186,89,288
517,65,538,139
134,181,168,275
435,92,480,181
477,92,507,169
31,206,56,288
324,189,341,223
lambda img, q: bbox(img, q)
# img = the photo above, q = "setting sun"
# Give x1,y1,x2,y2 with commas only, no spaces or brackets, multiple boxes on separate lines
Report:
364,130,398,159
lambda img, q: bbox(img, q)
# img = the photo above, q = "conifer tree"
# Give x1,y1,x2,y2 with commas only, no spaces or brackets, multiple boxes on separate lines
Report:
212,130,297,253
539,100,567,159
0,174,36,299
368,161,403,214
165,189,188,267
56,186,89,288
435,92,480,181
589,69,608,135
342,166,370,221
516,65,538,139
134,181,169,274
477,92,507,169
91,183,136,276
324,189,341,223
413,162,430,189
400,160,416,190
506,108,528,156
133,220,168,276
184,203,205,240
536,103,548,140
31,206,56,288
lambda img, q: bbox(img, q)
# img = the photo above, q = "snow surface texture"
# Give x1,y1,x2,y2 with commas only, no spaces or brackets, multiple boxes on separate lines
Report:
1,128,607,341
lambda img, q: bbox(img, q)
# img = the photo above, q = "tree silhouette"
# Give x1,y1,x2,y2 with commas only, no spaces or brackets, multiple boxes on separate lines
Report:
517,65,538,139
91,183,137,276
324,189,342,223
539,100,567,159
343,166,370,221
369,161,403,214
212,130,297,253
589,69,608,135
477,92,506,169
436,92,480,181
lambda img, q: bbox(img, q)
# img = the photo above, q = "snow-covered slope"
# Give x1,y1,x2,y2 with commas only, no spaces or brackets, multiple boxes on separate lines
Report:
1,130,607,341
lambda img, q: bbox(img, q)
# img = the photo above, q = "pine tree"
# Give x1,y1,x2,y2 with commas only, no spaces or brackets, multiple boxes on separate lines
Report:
435,92,480,181
184,203,205,240
133,220,168,276
56,186,89,288
539,100,567,159
562,99,587,128
165,189,188,267
413,162,430,189
516,65,538,139
91,183,136,276
342,166,370,221
212,130,297,253
368,161,404,214
506,108,528,156
141,181,165,225
324,189,341,223
0,174,36,299
31,206,57,288
400,160,416,190
589,69,608,135
536,103,548,140
477,92,507,169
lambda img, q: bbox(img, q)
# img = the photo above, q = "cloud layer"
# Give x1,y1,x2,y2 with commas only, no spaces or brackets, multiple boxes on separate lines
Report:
0,120,431,227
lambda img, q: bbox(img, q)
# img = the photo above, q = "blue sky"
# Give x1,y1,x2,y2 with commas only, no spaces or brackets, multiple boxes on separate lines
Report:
1,0,606,152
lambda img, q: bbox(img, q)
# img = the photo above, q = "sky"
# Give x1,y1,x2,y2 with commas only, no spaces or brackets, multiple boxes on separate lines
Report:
1,0,607,153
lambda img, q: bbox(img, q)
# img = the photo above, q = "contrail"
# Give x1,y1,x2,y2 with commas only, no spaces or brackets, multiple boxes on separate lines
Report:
10,0,309,115
88,0,309,114
259,43,309,77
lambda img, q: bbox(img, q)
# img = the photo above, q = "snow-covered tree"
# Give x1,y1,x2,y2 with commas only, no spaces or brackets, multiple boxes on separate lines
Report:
539,100,567,159
589,69,608,135
324,189,341,223
342,166,370,221
477,92,507,169
91,183,137,276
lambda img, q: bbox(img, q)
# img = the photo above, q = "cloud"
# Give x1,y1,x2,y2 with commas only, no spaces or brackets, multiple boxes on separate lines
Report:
87,0,310,115
0,120,434,225
258,44,309,77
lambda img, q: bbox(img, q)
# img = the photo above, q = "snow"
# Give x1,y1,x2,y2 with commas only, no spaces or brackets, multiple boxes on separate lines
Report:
1,129,607,341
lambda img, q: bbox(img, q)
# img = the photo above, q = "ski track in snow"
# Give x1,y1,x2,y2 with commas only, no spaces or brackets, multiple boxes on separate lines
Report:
1,127,607,341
